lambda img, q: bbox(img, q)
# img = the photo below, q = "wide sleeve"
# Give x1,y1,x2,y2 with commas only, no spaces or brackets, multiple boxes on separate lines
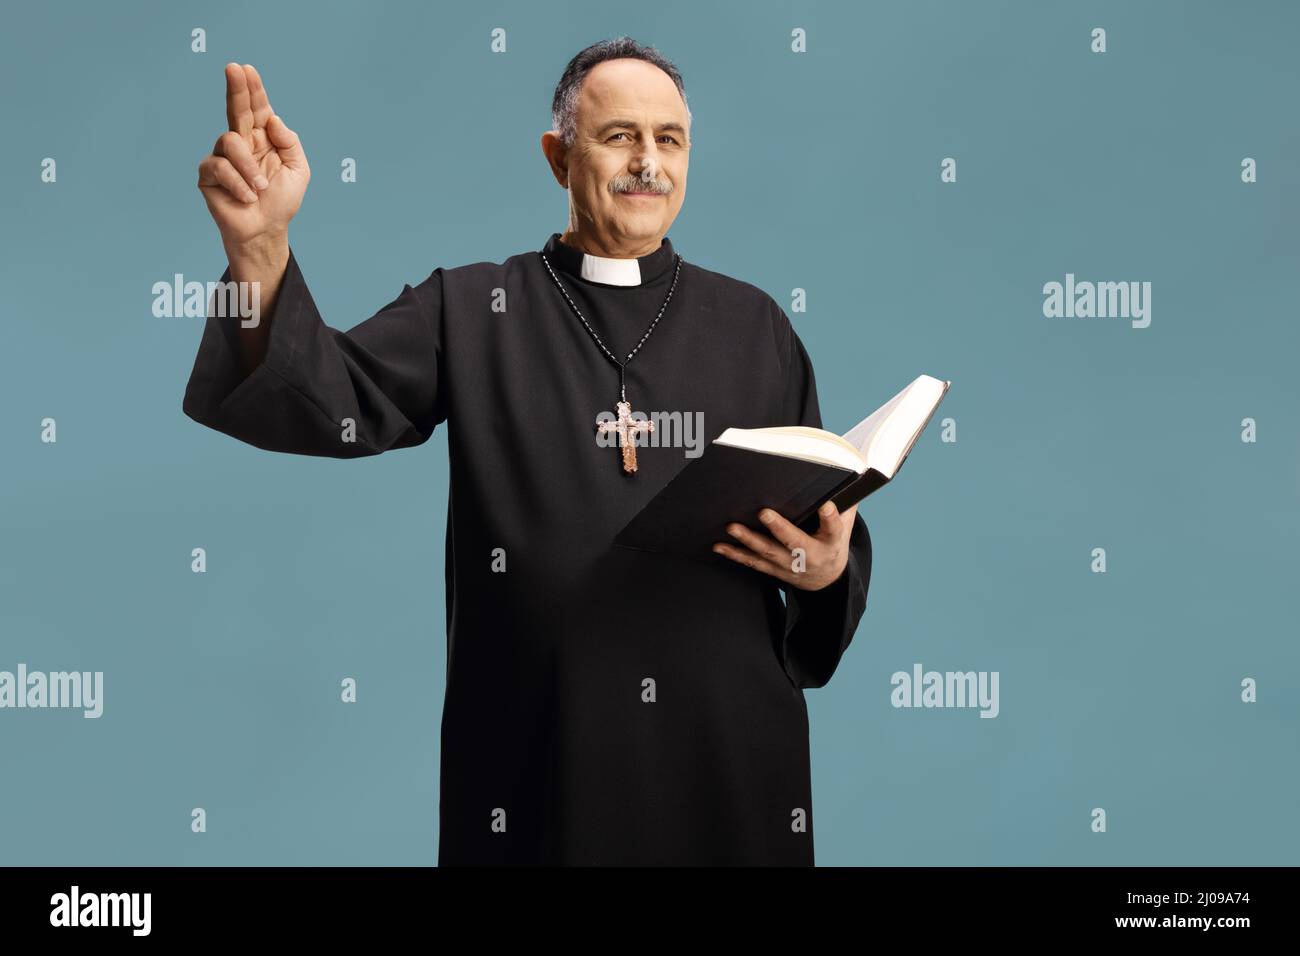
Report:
773,310,873,690
181,247,447,457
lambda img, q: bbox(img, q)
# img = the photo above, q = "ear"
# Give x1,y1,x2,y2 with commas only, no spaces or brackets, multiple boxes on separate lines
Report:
540,131,569,188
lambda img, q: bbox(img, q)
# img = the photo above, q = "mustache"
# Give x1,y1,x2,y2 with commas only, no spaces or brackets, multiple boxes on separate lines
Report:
609,172,673,195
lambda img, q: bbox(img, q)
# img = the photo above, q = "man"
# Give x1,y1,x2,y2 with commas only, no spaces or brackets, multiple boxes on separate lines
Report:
185,36,872,866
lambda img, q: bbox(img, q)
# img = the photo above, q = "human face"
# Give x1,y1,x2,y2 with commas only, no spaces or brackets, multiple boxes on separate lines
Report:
542,58,690,257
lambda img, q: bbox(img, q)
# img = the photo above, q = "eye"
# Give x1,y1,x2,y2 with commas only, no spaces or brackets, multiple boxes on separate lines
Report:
607,132,681,145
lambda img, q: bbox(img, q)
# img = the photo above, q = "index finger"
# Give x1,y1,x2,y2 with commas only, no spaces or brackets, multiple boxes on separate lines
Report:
243,63,274,130
225,62,252,137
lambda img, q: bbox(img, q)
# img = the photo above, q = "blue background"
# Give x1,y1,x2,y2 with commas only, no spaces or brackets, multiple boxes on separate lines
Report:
1,0,1296,865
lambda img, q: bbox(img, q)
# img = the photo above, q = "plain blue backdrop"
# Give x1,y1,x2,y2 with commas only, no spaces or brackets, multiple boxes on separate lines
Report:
0,0,1296,864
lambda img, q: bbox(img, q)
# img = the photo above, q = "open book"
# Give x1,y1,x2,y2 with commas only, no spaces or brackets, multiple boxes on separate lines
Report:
612,374,951,560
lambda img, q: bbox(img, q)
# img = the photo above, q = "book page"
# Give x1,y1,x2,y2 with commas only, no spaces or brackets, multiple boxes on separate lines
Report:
857,376,948,478
716,374,948,479
714,428,866,473
842,384,910,454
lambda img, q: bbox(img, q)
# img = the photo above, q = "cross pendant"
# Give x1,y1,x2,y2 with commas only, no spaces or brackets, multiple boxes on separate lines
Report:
596,400,654,474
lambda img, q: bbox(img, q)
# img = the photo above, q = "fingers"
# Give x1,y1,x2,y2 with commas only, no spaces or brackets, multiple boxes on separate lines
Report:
225,62,253,137
198,155,258,203
755,508,813,552
723,520,797,571
266,113,308,172
213,131,269,192
242,63,274,129
711,540,789,581
714,503,857,585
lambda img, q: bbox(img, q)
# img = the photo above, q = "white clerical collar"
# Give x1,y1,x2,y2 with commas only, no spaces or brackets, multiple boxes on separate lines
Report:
580,251,642,286
542,233,676,286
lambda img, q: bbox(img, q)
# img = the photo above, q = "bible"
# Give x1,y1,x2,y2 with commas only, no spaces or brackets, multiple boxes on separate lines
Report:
612,374,951,560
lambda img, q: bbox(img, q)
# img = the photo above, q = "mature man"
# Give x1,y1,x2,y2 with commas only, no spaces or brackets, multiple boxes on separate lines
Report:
184,36,872,866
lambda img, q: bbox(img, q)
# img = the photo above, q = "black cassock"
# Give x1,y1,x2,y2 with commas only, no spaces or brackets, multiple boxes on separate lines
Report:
182,232,872,866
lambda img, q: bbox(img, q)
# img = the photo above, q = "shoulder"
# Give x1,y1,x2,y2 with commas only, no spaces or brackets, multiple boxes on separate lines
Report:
404,247,541,312
681,260,780,313
683,260,794,360
418,248,532,285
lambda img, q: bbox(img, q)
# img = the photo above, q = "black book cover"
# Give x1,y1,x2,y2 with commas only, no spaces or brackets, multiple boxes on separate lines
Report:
613,374,949,563
611,443,888,563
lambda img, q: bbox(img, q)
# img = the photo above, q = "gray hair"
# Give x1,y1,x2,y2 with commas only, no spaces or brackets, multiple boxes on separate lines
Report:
550,36,691,147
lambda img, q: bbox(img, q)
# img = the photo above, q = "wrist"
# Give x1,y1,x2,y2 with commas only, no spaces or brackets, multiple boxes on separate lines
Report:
805,559,850,593
224,231,289,273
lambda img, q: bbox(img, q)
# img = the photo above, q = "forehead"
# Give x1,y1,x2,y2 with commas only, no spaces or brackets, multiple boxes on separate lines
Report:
576,58,687,127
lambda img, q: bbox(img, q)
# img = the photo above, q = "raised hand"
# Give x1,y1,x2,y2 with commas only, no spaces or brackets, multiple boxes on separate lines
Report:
197,63,310,250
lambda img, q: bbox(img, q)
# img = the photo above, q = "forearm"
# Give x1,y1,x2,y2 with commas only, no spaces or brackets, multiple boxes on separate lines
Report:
224,232,290,376
780,512,872,689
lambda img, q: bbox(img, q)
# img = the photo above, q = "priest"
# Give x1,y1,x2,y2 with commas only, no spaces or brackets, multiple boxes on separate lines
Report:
185,38,872,866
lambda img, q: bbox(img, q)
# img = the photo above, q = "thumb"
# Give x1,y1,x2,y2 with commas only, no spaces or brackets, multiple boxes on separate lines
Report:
814,499,840,540
267,113,307,170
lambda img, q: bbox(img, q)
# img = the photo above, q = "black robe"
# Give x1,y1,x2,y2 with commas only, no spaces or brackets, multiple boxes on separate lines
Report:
181,232,872,866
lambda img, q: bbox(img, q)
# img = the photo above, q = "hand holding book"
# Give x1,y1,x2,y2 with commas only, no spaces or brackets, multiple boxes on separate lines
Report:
712,498,859,590
613,374,950,562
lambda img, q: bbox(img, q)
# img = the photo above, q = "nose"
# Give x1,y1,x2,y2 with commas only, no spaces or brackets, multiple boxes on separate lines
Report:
633,153,658,183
